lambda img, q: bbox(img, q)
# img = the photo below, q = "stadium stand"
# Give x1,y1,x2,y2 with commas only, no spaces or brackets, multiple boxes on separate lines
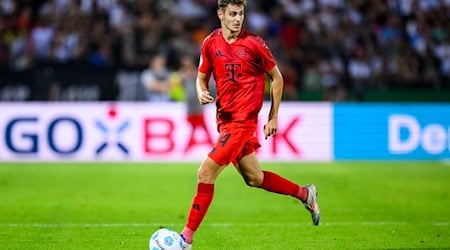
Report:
0,0,448,102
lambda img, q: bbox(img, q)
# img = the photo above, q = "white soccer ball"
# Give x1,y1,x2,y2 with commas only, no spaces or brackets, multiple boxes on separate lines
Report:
149,228,183,250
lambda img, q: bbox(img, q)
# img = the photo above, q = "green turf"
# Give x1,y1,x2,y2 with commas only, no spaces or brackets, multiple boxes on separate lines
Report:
0,161,449,249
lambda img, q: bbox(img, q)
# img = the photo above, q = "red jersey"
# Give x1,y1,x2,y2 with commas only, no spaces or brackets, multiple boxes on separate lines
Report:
198,28,277,125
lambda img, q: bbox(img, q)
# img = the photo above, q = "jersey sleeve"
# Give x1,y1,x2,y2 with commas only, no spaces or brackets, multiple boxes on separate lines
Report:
255,37,277,72
198,38,212,74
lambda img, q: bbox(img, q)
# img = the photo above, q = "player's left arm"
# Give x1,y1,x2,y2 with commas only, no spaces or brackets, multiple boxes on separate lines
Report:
264,65,284,139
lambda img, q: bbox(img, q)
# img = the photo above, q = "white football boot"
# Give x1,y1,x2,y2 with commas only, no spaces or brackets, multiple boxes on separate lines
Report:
303,184,321,226
180,234,192,250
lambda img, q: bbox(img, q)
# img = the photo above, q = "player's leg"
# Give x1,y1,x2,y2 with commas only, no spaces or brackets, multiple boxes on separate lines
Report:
236,152,305,198
181,157,226,246
236,152,321,225
181,124,250,246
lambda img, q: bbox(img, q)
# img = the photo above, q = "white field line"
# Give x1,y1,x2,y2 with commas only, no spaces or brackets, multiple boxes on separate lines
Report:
0,222,447,228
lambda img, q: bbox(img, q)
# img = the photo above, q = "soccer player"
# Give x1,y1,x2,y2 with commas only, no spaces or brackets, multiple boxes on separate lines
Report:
180,1,320,248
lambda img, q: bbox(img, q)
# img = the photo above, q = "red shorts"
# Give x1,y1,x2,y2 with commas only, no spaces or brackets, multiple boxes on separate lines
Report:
208,121,261,166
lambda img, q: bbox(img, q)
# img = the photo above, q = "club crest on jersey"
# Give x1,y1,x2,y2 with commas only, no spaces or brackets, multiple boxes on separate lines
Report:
235,48,248,59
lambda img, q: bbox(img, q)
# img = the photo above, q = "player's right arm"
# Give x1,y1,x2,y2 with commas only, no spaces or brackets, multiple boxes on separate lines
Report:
196,42,214,105
196,71,214,104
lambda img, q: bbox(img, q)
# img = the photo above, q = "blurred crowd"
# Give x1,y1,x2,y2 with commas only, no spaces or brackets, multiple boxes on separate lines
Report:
0,0,449,101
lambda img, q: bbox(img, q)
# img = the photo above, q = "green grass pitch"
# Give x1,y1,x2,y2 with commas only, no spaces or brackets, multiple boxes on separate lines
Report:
0,161,449,249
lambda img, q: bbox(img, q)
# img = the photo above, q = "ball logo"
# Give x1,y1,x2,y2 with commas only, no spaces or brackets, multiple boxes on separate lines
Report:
164,236,174,246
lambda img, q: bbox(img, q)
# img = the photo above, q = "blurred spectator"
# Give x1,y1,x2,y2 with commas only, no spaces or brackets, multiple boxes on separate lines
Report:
177,54,213,152
301,59,321,91
141,54,172,102
0,0,15,15
279,0,315,18
421,49,441,89
9,29,33,70
348,46,372,101
320,52,346,101
388,42,421,86
278,60,300,100
30,16,55,61
247,3,270,34
174,0,207,20
433,36,450,83
87,42,112,67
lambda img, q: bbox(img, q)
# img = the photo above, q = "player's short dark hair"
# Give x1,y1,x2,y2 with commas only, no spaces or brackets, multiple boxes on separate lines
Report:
218,0,247,10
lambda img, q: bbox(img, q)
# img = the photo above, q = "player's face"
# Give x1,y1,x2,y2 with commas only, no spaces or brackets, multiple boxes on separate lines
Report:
218,4,244,33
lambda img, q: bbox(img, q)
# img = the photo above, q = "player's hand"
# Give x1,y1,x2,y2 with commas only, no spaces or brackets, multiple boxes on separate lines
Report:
263,119,278,140
198,90,214,104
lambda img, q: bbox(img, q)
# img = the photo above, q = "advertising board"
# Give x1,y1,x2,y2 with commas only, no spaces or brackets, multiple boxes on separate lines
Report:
0,102,333,162
334,103,450,160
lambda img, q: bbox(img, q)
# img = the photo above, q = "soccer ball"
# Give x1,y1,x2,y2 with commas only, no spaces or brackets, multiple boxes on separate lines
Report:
149,228,183,250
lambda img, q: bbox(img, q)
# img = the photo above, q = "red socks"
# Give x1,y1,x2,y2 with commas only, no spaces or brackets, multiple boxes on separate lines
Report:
182,172,306,243
260,171,307,202
182,183,214,243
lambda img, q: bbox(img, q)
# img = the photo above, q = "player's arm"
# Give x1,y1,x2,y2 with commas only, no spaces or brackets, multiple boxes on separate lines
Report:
264,65,284,139
196,54,214,104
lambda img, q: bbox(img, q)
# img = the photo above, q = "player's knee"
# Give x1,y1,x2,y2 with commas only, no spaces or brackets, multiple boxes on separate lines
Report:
243,173,263,187
197,168,212,183
197,160,219,184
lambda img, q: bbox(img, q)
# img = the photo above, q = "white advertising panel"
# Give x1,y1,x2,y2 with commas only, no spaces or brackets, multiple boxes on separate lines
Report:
0,102,332,162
